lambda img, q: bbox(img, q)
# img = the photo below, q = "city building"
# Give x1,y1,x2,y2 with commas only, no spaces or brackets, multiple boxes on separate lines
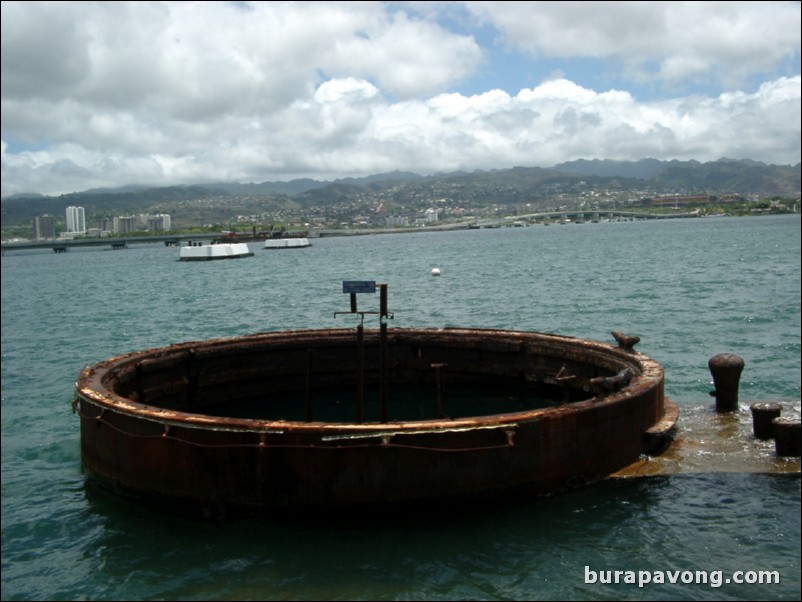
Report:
113,216,138,234
96,217,113,232
33,215,56,240
66,206,86,234
147,214,172,232
385,216,410,227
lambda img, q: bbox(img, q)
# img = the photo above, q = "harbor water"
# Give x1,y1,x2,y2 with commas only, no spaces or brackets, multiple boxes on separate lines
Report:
2,215,800,600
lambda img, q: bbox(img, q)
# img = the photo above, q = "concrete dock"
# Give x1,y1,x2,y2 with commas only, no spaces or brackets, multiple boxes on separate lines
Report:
613,399,801,477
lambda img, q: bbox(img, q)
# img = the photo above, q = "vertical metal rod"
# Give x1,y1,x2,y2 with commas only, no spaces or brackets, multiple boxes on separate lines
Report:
380,321,388,423
436,367,443,418
356,323,364,423
305,348,314,422
350,292,357,313
136,364,145,405
185,351,195,410
432,363,446,418
379,284,389,423
380,284,388,318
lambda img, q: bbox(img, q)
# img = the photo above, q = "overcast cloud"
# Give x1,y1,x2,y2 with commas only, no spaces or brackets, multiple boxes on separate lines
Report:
1,1,800,197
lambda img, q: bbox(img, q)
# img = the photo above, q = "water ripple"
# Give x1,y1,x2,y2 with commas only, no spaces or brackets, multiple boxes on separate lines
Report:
2,216,799,600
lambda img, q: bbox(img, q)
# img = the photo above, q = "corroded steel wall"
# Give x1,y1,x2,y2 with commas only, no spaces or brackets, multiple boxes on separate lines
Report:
74,328,673,515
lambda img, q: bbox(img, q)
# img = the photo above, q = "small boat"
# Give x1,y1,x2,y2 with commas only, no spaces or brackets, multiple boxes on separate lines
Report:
264,238,311,250
179,242,254,261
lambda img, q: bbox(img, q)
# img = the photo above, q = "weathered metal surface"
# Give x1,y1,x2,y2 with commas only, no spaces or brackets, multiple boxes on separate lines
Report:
611,330,640,352
773,418,801,457
611,400,799,478
750,403,782,440
708,353,745,412
74,328,675,516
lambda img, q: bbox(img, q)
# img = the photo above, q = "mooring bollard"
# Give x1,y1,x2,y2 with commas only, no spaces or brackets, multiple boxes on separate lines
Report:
750,403,782,440
772,418,801,457
708,353,745,413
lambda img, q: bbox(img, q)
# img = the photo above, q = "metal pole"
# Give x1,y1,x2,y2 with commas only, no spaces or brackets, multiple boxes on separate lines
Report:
432,363,446,418
356,323,364,423
380,284,388,319
380,320,388,423
379,284,389,423
305,348,314,422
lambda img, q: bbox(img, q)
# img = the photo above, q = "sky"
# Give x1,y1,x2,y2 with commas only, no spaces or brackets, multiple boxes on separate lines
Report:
1,1,800,198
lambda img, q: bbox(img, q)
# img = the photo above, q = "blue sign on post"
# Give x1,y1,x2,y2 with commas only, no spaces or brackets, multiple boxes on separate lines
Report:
343,281,376,294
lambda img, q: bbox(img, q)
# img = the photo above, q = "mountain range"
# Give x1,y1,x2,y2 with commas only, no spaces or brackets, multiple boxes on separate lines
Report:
2,158,799,226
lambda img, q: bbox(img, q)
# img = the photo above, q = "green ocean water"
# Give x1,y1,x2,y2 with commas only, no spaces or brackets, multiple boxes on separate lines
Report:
2,215,800,600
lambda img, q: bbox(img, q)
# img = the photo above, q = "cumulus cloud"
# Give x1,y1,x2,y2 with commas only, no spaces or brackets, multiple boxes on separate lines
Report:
1,1,799,196
463,1,801,89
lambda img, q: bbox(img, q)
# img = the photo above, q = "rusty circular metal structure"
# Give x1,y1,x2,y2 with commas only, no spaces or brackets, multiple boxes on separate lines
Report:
74,328,677,516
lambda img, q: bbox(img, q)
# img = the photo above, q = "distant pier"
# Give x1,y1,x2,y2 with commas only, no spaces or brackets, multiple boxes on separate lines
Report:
0,233,214,254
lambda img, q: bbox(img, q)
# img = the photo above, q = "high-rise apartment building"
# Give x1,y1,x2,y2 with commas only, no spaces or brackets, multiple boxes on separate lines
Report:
113,216,137,234
66,206,86,233
33,215,56,240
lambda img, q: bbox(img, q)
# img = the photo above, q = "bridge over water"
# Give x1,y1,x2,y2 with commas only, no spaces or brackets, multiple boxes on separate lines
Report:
0,233,215,254
473,209,698,227
2,210,697,253
314,209,698,236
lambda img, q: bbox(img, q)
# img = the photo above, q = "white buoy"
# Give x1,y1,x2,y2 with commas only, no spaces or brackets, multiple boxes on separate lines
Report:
431,268,441,276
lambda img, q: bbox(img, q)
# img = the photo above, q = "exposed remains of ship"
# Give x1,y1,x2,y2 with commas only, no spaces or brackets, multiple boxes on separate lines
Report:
73,318,677,516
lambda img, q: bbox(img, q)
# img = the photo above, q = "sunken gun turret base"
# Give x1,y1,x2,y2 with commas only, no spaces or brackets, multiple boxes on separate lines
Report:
74,328,675,517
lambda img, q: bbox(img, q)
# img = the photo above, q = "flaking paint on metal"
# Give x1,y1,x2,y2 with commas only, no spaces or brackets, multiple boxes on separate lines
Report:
74,328,674,512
